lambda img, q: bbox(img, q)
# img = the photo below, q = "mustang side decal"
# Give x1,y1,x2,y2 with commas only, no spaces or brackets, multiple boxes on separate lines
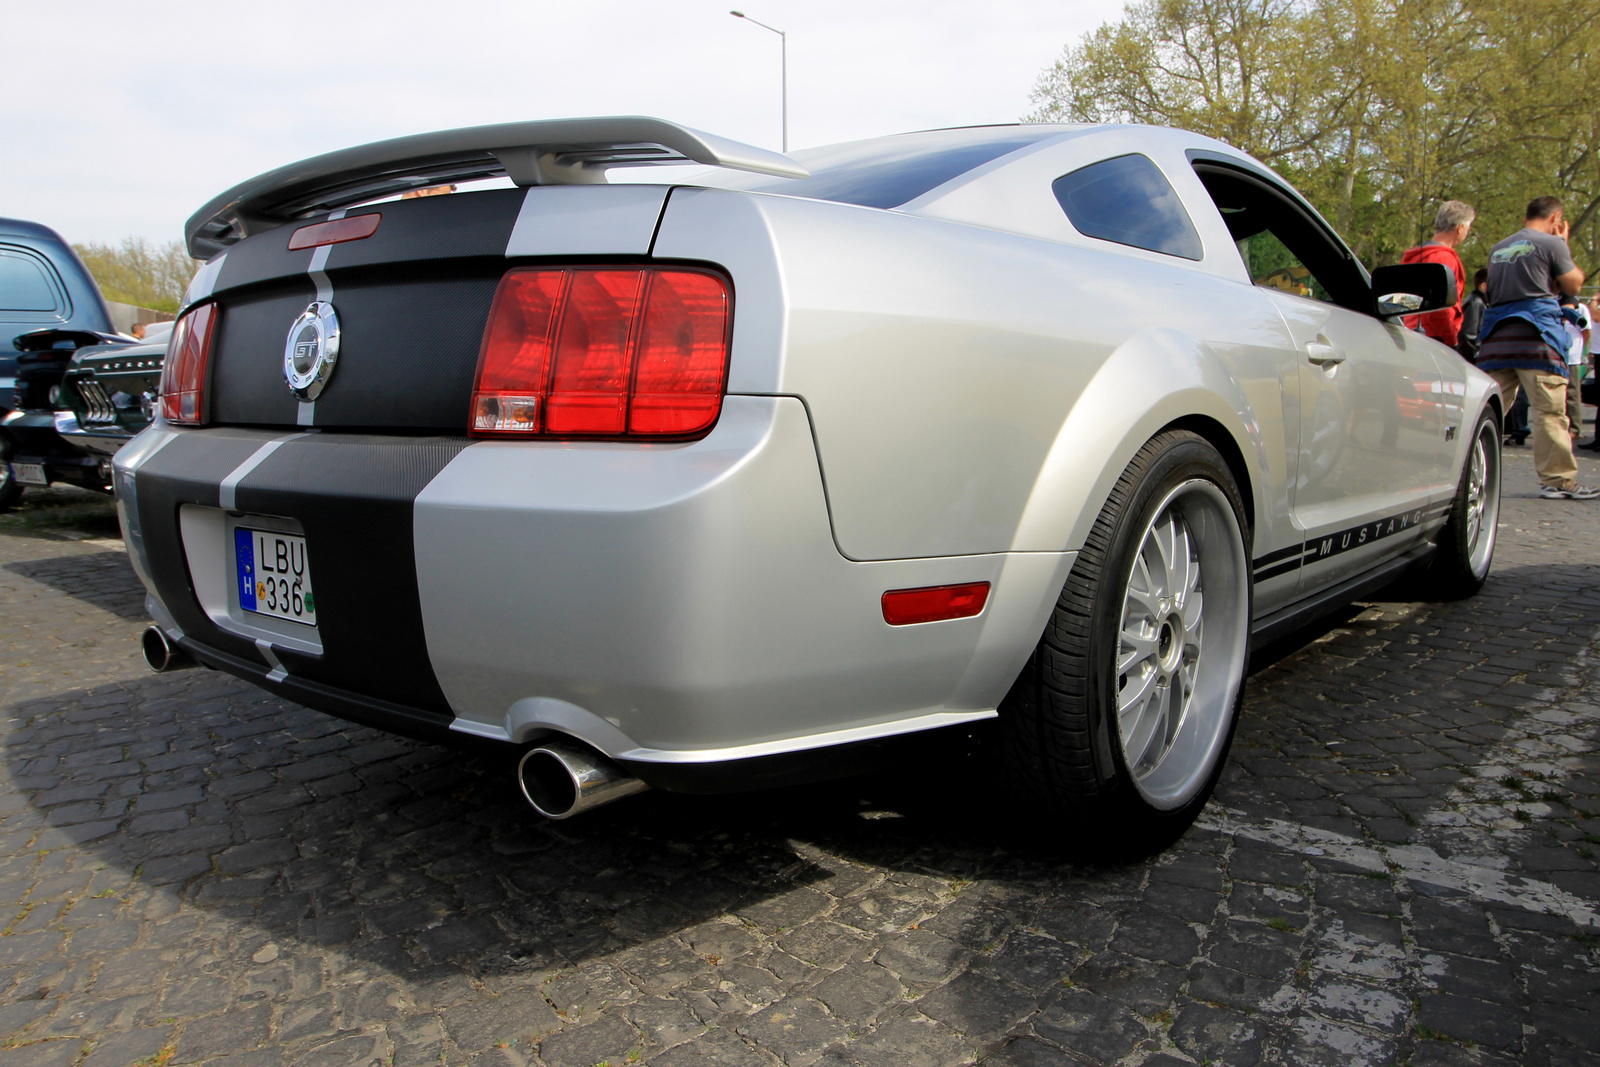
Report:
1253,502,1453,582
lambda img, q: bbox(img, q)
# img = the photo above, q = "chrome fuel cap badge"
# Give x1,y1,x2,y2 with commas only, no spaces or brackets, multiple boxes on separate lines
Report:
283,301,340,401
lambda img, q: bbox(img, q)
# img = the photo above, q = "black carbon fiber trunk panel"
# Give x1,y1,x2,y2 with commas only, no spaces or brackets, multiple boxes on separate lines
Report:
205,189,526,432
136,429,470,722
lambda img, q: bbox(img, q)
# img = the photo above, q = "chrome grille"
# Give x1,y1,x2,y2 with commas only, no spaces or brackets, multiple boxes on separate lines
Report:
76,378,118,424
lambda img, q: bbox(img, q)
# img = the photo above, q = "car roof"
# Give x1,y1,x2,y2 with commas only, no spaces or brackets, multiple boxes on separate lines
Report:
0,217,68,243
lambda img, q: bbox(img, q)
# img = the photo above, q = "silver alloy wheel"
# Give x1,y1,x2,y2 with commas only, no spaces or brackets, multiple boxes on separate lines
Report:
1464,417,1500,578
1115,479,1250,810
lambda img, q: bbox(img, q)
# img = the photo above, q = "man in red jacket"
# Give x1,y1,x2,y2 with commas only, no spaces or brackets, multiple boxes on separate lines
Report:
1402,200,1476,346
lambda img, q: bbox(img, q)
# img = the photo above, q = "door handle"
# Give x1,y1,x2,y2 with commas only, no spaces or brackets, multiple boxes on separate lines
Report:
1306,342,1346,367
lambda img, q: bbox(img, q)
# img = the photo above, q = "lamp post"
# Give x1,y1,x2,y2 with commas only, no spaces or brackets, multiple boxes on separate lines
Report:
729,10,787,153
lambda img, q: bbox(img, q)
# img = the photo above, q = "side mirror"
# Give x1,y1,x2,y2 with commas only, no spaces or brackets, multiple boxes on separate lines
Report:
1372,262,1456,318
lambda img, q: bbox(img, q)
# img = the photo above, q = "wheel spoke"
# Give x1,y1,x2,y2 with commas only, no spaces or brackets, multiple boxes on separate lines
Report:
1121,678,1165,770
1117,628,1157,673
1119,663,1159,716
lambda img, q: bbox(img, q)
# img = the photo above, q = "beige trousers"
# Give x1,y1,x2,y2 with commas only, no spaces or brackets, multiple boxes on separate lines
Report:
1488,368,1577,489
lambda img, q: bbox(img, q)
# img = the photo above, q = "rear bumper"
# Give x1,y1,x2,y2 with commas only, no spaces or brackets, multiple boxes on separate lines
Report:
117,398,1071,775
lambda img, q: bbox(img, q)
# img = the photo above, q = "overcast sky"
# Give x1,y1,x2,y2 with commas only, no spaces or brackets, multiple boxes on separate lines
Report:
2,0,1127,250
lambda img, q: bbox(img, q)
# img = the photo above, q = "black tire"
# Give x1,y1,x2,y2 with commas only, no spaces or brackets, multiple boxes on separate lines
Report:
0,451,22,513
998,430,1252,857
1413,407,1500,601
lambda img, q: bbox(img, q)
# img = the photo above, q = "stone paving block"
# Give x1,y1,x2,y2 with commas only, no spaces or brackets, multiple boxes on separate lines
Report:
840,1011,973,1067
537,1014,641,1067
78,1026,175,1067
912,971,1036,1048
1029,986,1148,1062
810,962,904,1027
1415,993,1523,1052
173,1004,272,1061
0,1039,86,1067
1169,1002,1262,1066
440,987,561,1052
1070,952,1185,1014
737,996,850,1065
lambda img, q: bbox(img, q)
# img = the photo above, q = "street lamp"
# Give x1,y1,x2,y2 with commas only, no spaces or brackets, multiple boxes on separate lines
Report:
730,10,787,153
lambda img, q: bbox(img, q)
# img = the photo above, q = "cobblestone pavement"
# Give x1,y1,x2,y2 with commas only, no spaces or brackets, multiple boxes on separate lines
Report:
0,445,1597,1067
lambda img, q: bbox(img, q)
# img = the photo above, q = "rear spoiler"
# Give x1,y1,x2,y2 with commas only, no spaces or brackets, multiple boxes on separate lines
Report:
184,116,810,259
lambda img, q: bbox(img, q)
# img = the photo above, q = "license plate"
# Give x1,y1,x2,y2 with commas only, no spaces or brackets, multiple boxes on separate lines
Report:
235,527,318,626
13,463,48,486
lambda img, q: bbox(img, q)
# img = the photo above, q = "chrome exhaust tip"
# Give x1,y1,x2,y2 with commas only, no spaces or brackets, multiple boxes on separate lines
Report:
517,740,648,820
140,626,192,673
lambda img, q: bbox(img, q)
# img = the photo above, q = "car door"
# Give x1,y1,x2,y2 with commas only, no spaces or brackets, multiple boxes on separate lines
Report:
1191,162,1449,591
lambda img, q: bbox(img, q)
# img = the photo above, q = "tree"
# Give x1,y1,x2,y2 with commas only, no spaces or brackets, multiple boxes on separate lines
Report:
73,238,199,314
1029,0,1600,272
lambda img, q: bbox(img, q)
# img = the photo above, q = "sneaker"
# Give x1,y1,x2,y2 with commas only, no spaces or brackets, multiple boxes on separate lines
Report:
1539,483,1600,499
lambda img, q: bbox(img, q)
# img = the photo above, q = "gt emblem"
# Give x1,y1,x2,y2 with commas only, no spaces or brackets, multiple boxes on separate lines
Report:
283,301,340,401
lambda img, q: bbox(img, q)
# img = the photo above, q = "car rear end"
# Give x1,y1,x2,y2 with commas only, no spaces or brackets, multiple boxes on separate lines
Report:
119,177,1043,784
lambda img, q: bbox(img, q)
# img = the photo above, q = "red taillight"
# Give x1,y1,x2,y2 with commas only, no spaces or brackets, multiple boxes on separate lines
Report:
160,303,218,425
881,582,991,626
287,213,381,250
472,267,730,439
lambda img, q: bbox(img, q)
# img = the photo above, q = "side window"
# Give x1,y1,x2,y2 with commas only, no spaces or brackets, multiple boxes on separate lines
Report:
1191,164,1368,310
1052,154,1203,260
0,247,66,315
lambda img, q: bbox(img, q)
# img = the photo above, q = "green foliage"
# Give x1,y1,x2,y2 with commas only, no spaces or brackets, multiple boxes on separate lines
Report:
72,237,198,314
1028,0,1600,275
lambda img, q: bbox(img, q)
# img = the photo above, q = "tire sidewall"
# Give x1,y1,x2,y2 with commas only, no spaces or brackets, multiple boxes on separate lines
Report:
1085,434,1253,834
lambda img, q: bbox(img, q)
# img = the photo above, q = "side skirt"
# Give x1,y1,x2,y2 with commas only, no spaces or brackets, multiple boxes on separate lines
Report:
1248,542,1437,652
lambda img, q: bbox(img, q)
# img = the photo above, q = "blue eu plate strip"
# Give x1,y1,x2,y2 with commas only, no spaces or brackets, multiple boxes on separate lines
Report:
236,528,256,611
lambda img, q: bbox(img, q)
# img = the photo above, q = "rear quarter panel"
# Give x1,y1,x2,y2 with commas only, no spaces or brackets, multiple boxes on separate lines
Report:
654,186,1297,565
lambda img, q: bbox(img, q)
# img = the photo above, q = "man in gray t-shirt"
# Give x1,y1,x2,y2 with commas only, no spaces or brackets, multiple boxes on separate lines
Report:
1480,195,1594,498
1487,226,1577,305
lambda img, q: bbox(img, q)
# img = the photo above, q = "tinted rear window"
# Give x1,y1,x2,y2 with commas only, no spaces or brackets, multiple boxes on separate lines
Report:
1052,154,1203,260
0,248,62,312
721,128,1058,209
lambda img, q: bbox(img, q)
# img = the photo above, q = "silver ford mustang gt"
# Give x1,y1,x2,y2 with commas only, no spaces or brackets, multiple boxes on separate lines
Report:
118,117,1500,850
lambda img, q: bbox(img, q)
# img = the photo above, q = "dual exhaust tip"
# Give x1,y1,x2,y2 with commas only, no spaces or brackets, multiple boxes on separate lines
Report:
517,740,648,820
144,625,637,821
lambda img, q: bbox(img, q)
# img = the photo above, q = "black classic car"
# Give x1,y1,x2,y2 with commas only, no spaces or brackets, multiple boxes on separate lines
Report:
57,328,168,464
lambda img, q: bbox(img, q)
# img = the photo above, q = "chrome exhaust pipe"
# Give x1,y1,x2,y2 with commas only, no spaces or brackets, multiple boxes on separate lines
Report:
140,626,192,673
517,739,648,820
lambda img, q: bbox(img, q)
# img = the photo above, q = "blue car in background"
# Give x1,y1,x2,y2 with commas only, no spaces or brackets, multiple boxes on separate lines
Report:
1,217,123,509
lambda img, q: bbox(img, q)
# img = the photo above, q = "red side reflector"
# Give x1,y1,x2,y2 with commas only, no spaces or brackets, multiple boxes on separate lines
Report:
882,582,991,626
471,266,731,439
287,213,382,251
159,303,218,425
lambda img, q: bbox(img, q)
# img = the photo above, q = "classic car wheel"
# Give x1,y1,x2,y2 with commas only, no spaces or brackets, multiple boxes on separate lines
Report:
1000,430,1250,854
1415,407,1500,600
0,450,22,512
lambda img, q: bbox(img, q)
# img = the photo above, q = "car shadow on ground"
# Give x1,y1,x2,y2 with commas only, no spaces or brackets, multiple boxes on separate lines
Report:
0,561,1595,1064
4,551,149,619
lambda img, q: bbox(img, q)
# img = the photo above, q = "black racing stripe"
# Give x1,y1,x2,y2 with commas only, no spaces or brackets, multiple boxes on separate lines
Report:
212,187,525,293
1254,557,1305,583
175,636,454,742
208,267,503,431
229,433,470,715
1252,542,1306,569
134,429,471,723
136,430,291,665
324,188,524,269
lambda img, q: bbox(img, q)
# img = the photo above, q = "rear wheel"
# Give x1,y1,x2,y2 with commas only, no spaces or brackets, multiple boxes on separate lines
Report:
1414,407,1499,600
0,447,23,512
999,430,1251,855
